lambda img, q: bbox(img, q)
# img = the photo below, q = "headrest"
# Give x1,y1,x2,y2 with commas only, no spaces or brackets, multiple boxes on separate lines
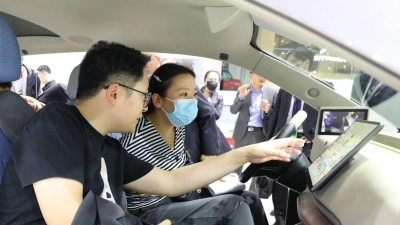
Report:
68,64,80,100
0,14,21,82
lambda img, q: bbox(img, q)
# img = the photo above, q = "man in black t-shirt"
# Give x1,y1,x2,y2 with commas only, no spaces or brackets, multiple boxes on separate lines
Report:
0,41,304,225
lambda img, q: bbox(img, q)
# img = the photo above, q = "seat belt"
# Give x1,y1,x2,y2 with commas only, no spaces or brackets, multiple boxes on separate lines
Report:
0,91,36,144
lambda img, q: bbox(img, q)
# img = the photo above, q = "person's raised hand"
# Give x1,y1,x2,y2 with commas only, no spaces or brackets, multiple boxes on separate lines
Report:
238,84,251,98
245,138,304,164
259,99,271,113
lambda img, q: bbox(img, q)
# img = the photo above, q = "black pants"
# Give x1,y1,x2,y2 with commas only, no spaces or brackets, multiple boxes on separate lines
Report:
132,195,254,225
201,188,269,225
233,129,267,174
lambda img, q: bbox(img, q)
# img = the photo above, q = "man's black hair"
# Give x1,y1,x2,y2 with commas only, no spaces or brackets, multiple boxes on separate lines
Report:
76,41,150,100
0,82,12,89
204,70,221,82
146,63,196,114
287,47,315,70
37,65,51,74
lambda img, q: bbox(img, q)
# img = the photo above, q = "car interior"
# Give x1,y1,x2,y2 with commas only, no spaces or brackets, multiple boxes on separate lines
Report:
1,0,400,224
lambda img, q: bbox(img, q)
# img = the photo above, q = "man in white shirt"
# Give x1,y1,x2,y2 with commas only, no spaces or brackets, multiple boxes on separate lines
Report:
10,56,41,98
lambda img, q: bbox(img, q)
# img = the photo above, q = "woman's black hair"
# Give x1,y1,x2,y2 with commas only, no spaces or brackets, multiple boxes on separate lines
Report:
146,63,196,115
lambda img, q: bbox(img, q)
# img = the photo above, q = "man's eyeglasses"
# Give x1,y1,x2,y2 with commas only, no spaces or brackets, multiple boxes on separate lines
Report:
103,83,152,108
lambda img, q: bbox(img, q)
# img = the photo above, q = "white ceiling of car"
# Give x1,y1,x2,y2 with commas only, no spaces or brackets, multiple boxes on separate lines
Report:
2,0,264,71
2,0,399,131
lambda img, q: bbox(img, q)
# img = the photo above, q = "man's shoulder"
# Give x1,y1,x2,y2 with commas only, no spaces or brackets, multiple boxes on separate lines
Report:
263,84,279,94
43,101,74,111
45,82,66,92
57,83,68,90
278,89,292,99
214,91,224,101
30,103,78,125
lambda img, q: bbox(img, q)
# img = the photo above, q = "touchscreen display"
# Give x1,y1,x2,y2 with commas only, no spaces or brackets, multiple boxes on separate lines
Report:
319,110,368,135
309,121,378,186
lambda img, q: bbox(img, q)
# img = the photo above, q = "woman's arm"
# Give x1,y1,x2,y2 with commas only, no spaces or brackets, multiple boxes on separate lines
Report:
124,138,303,197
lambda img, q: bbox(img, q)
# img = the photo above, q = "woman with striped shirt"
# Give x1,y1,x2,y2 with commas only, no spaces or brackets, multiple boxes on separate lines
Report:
120,63,269,225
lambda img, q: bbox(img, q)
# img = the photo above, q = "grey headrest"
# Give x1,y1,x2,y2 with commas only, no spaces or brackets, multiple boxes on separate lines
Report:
0,14,21,82
68,65,80,100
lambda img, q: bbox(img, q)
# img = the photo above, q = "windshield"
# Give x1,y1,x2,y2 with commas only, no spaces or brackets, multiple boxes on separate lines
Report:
254,26,400,129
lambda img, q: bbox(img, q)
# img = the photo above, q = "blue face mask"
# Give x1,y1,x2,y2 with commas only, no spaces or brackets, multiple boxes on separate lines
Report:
161,97,198,127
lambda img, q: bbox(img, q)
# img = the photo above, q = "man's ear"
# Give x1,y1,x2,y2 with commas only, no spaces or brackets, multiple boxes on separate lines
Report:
155,56,161,66
105,84,119,106
302,59,311,71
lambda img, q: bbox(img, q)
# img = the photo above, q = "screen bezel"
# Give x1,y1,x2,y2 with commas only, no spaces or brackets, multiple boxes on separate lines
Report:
317,109,369,135
306,119,383,192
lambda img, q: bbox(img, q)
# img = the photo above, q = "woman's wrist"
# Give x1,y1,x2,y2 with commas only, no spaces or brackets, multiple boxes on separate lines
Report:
232,147,250,164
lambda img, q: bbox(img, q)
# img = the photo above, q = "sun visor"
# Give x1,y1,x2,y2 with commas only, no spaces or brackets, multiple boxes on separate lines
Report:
204,6,247,33
252,14,310,47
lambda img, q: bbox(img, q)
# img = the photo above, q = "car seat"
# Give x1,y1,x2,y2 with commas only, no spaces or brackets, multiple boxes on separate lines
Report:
0,14,36,182
67,64,80,105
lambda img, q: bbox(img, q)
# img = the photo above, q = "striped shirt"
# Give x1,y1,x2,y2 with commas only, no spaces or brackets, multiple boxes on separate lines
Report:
119,116,186,210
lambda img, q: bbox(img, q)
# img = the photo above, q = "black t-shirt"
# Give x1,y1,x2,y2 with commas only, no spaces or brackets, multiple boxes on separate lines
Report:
0,102,154,225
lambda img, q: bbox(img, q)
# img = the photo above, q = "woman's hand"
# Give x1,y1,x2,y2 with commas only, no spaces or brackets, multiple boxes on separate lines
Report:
158,219,172,225
245,138,304,164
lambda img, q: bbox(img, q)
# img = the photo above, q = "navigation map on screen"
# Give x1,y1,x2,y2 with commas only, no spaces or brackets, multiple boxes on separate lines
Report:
309,121,378,185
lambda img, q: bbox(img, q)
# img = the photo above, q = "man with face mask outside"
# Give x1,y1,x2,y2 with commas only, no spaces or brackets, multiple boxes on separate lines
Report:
201,70,224,120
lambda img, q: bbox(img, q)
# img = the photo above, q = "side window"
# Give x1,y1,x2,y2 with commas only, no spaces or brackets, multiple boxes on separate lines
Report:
221,69,231,80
